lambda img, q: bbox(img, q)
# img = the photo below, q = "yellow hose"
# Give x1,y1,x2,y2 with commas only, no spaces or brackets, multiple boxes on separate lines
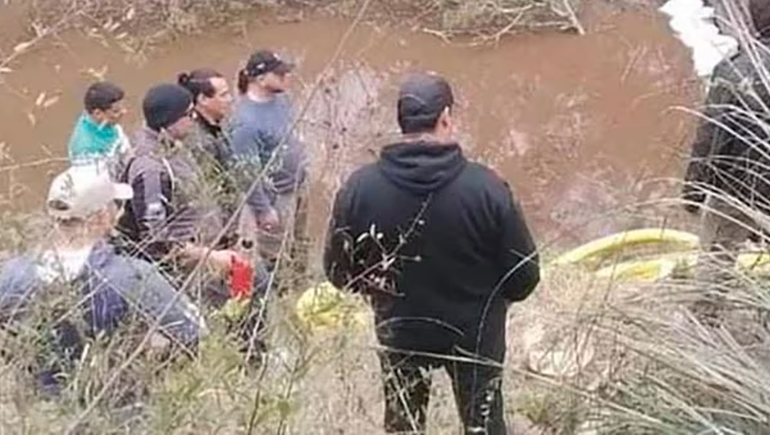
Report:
552,228,700,267
737,252,770,271
595,254,695,281
594,252,770,282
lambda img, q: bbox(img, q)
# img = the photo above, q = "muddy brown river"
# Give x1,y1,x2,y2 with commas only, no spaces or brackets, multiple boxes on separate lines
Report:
0,2,700,253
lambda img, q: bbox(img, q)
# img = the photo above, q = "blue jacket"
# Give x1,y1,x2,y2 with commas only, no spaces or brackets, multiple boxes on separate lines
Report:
0,241,205,391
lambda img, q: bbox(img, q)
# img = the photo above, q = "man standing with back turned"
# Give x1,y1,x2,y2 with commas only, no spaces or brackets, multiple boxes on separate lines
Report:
324,72,540,434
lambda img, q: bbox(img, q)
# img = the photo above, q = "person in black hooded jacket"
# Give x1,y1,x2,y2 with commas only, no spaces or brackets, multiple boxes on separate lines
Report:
323,72,540,435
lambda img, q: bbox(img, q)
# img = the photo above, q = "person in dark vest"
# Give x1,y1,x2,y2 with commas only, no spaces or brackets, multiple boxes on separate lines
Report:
177,68,272,362
177,69,248,261
324,72,540,434
682,0,770,324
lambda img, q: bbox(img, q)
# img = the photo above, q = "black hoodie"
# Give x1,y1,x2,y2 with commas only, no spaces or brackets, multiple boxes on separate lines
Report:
324,140,540,361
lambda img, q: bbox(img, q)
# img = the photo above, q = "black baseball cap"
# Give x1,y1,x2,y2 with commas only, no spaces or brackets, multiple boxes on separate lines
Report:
397,72,454,123
245,50,295,77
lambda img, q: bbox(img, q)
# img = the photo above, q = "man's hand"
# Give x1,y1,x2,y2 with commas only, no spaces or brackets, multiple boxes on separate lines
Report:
257,208,280,231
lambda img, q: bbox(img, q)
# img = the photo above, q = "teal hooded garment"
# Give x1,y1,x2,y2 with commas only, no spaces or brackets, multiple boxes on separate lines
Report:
67,112,120,163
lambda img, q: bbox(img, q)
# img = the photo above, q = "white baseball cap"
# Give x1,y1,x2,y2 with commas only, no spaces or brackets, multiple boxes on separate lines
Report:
46,164,133,220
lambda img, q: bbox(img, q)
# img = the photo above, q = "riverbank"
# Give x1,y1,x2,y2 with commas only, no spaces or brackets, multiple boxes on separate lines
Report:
0,1,742,434
5,0,585,44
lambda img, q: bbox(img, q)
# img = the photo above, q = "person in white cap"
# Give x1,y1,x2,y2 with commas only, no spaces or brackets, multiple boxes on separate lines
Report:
42,164,135,279
0,164,205,396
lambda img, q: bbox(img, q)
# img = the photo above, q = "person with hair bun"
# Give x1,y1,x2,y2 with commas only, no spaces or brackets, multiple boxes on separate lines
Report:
177,68,270,363
177,68,239,221
177,69,233,162
230,49,309,289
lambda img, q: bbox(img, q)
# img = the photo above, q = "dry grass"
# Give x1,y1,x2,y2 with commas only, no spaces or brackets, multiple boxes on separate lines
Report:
2,0,583,47
0,4,560,432
0,246,604,435
518,5,770,433
17,0,272,34
7,0,770,434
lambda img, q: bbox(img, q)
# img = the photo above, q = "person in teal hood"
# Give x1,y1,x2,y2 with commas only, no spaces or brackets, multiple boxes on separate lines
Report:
67,81,131,177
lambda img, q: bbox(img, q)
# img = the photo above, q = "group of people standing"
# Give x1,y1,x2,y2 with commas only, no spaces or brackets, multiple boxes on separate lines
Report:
0,40,543,432
4,2,768,426
0,50,311,403
2,0,770,429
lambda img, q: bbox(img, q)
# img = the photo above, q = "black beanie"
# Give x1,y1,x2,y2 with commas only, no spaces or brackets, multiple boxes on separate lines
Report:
142,84,193,132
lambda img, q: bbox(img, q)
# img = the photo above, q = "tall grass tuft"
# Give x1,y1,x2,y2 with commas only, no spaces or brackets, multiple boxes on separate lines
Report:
529,2,770,433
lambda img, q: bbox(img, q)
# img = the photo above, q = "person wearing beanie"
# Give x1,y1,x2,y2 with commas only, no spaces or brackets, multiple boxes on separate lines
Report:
116,83,270,332
141,83,196,133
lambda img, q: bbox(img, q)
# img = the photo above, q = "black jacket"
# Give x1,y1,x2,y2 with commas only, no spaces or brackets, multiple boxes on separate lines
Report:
683,39,770,213
323,140,539,361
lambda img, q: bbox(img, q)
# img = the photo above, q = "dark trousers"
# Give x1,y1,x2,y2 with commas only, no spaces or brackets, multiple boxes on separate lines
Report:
379,350,506,435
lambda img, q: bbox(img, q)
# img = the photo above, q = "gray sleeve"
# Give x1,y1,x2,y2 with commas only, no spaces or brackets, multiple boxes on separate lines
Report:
127,157,177,255
114,258,206,347
229,122,273,216
275,135,308,190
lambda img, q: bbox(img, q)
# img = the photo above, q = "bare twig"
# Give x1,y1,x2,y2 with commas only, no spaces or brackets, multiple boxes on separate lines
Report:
560,0,585,36
0,157,66,173
0,5,78,77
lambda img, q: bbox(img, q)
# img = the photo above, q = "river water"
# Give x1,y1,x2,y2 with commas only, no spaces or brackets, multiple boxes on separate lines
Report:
0,2,700,251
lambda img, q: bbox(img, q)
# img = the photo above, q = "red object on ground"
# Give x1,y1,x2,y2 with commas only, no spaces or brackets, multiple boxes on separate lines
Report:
229,255,254,300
